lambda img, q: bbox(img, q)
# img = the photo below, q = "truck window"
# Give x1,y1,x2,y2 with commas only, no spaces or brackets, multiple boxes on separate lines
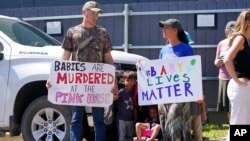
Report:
0,17,61,47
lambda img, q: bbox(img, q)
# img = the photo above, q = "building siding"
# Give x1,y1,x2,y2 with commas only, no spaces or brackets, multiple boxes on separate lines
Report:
0,0,198,9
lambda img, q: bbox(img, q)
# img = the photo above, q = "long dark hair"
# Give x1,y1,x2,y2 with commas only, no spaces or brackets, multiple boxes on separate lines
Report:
178,29,189,44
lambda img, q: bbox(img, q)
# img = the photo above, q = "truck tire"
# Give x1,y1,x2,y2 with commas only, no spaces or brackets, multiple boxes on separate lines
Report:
21,96,71,141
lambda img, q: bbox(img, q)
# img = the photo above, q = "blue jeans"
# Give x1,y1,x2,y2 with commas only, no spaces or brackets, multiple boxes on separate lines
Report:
92,107,106,141
70,106,106,141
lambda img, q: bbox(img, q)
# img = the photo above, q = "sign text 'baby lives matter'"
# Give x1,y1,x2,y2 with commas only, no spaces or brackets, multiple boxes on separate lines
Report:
137,55,203,106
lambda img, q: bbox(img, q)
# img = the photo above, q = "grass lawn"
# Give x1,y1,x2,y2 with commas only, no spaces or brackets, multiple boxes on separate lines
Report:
202,124,229,141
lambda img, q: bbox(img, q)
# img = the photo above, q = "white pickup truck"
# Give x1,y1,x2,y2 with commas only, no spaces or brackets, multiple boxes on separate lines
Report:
0,15,148,141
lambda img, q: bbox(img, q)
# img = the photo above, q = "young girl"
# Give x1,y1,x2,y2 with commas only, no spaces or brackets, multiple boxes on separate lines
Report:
135,106,161,141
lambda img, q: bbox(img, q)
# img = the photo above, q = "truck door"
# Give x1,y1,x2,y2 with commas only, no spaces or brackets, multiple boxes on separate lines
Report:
0,36,11,122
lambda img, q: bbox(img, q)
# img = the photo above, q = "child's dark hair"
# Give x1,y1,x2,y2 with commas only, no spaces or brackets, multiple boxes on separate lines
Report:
178,29,189,44
148,105,158,112
123,71,136,79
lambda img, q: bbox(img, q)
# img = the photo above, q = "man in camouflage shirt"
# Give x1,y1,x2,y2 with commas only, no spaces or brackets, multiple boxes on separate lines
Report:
60,1,118,141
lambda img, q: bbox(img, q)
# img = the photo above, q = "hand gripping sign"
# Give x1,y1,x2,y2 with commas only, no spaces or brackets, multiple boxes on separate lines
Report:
137,55,203,106
48,60,115,107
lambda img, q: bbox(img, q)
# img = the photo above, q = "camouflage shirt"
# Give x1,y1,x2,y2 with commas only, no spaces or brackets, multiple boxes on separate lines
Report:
62,24,112,63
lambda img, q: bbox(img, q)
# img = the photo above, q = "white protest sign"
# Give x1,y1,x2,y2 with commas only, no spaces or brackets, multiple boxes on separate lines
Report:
48,60,115,107
137,55,203,105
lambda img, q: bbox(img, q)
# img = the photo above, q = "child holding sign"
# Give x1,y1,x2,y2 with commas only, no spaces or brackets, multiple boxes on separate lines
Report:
158,18,194,141
114,71,137,141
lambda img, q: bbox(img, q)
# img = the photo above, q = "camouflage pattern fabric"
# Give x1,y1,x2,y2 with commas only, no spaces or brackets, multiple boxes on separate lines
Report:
158,102,191,141
61,24,112,62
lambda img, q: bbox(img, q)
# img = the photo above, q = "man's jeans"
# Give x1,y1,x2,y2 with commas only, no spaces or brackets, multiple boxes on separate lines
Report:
70,106,106,141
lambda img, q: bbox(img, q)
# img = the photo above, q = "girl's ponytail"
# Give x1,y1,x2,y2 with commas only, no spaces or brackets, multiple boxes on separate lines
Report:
178,29,189,44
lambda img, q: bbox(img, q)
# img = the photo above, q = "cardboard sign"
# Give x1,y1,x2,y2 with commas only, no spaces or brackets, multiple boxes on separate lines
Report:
137,55,203,105
48,60,115,107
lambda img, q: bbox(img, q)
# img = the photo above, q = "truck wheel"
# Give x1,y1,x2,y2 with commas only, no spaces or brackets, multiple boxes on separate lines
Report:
21,96,71,141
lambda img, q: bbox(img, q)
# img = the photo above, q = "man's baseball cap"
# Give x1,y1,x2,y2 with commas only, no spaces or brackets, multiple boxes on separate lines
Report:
82,1,101,12
159,19,182,31
225,21,236,30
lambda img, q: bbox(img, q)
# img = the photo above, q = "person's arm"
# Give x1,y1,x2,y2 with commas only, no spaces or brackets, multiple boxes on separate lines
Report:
196,95,207,121
200,99,207,121
46,29,72,89
104,51,118,94
214,41,224,67
46,49,71,88
224,35,247,85
60,49,71,60
113,94,119,101
102,29,118,94
103,51,114,65
114,89,122,101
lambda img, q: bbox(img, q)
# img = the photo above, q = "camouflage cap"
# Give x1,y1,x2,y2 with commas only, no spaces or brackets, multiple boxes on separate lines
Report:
82,1,101,12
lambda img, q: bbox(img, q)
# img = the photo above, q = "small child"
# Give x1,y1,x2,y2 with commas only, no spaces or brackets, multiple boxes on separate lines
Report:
114,71,137,141
135,105,161,141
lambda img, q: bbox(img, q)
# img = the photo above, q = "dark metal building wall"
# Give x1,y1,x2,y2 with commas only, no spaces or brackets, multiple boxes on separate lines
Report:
0,0,198,9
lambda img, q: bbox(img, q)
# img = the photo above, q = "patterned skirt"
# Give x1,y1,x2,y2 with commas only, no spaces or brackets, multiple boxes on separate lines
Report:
158,102,191,141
